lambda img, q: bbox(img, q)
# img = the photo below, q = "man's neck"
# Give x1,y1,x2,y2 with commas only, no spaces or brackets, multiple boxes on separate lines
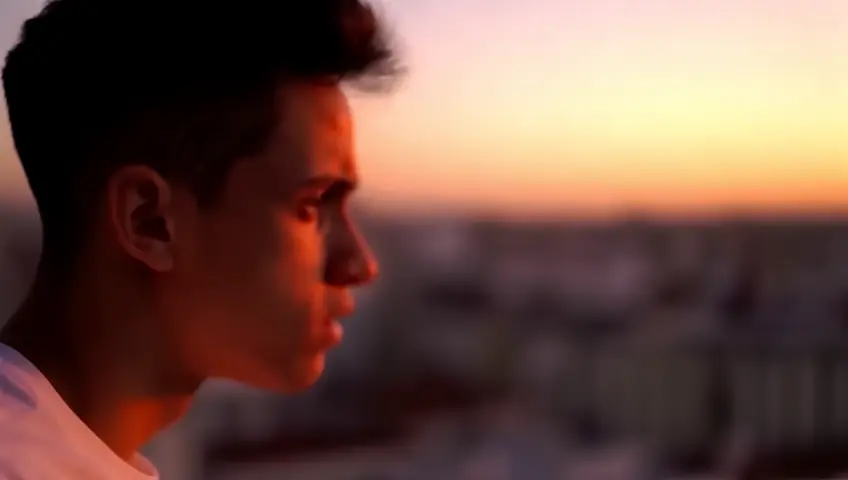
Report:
0,274,201,461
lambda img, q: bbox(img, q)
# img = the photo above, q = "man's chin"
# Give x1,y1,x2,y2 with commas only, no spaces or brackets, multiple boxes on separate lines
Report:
241,353,327,394
284,353,327,392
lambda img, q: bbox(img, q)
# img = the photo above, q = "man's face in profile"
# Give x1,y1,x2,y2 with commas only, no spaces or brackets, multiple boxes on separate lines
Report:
147,83,378,392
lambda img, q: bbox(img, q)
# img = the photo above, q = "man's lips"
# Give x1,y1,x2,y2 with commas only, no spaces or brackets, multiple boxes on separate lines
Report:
333,300,356,320
317,303,355,348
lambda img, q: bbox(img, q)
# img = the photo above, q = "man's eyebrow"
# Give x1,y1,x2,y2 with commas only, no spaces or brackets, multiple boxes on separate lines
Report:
300,174,357,193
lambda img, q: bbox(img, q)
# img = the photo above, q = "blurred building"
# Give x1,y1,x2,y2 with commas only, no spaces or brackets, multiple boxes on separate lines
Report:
5,209,848,478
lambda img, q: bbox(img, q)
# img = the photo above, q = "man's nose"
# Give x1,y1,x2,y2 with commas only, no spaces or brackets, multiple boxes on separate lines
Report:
325,227,379,287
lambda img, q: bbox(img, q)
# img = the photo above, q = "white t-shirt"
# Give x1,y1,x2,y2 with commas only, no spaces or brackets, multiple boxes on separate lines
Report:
0,344,159,479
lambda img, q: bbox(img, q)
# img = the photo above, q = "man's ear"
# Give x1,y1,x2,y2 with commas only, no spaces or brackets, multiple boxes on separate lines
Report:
106,165,175,272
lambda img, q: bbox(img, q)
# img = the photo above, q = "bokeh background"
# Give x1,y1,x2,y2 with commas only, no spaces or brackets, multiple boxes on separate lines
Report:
1,0,847,478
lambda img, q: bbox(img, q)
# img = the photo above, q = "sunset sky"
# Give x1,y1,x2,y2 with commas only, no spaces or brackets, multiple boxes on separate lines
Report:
1,0,846,218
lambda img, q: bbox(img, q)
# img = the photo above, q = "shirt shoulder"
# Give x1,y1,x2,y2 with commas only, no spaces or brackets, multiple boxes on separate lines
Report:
0,344,159,480
0,360,68,480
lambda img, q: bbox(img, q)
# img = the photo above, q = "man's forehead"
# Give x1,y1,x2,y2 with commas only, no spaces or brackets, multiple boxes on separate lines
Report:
266,82,357,184
278,82,352,127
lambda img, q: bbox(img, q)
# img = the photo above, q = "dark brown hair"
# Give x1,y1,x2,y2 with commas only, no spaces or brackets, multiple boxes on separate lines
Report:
2,0,401,268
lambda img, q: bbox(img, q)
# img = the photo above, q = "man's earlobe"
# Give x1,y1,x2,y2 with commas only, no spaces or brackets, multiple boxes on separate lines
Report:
108,165,176,272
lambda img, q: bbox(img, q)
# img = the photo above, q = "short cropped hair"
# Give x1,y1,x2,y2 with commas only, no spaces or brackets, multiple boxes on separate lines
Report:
2,0,401,268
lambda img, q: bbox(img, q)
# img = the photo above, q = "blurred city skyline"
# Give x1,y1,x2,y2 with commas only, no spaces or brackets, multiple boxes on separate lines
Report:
0,0,846,219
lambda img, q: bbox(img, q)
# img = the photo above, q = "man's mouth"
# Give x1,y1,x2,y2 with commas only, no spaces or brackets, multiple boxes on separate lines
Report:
318,300,355,348
316,315,347,348
327,318,344,345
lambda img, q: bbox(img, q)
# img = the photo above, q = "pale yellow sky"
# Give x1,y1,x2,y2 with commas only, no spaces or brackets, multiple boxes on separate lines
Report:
1,0,847,217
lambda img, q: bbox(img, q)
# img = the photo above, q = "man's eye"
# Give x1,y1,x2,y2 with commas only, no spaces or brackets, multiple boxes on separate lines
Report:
297,198,323,222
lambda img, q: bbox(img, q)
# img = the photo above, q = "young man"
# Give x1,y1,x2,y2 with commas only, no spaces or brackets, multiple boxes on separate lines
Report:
0,0,400,477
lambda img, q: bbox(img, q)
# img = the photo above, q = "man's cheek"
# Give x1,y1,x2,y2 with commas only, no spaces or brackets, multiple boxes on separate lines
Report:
277,228,325,283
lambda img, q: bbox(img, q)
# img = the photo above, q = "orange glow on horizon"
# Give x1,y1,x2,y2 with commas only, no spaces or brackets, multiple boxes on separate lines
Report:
0,0,846,217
